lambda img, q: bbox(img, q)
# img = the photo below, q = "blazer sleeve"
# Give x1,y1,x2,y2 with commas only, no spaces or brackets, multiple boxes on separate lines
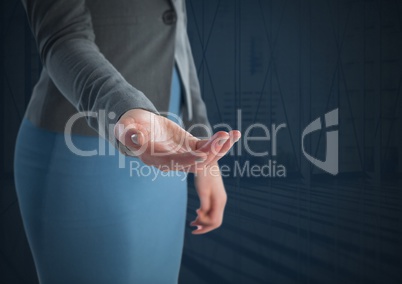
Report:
21,0,159,149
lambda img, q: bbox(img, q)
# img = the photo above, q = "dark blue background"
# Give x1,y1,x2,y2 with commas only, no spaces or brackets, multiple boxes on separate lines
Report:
1,0,401,283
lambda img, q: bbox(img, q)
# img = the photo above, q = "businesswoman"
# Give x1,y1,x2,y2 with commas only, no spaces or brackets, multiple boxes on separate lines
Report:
14,0,241,283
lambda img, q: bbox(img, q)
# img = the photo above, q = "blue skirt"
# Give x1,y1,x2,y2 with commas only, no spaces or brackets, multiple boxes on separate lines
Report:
14,68,187,284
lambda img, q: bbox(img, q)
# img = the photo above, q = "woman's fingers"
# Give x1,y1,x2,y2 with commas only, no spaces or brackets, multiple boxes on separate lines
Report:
147,131,230,172
193,130,241,169
190,197,225,235
216,130,241,157
205,130,241,165
193,131,229,165
191,211,223,234
195,131,229,151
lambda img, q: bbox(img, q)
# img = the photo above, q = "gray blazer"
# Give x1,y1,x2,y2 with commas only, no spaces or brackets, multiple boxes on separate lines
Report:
22,0,212,149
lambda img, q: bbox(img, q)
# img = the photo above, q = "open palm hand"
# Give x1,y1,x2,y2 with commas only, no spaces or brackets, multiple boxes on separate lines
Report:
115,109,241,172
